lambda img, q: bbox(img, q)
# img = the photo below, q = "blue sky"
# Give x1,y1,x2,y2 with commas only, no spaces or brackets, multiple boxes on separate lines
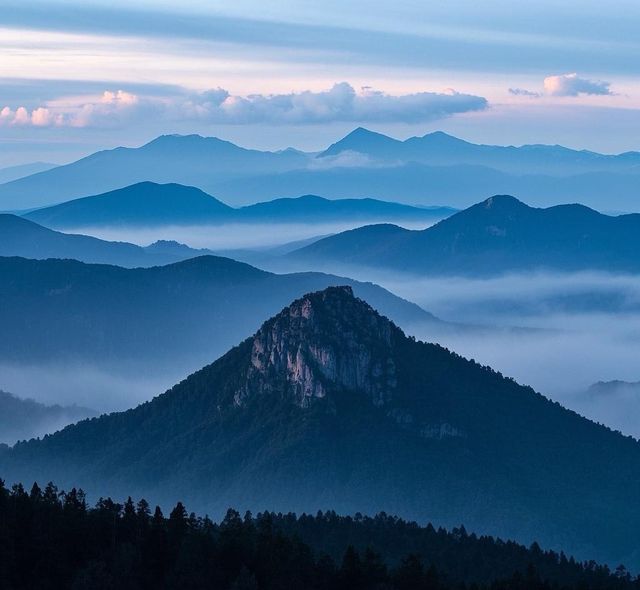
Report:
1,0,639,166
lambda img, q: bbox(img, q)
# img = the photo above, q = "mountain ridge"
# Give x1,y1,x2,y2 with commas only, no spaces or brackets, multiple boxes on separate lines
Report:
23,181,454,229
2,130,640,210
290,195,640,275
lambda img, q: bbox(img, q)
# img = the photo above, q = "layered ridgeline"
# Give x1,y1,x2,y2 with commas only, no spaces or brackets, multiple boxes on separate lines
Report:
291,195,640,275
3,287,640,567
2,130,640,210
0,391,95,445
0,134,308,209
0,213,212,267
0,256,439,371
22,181,453,229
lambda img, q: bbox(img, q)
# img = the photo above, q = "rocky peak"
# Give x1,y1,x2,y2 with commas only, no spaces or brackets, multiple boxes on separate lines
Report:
234,286,400,408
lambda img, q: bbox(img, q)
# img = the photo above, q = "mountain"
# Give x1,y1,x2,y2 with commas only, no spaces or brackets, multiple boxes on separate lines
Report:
3,131,640,212
0,391,96,445
291,195,640,276
212,160,640,211
0,256,440,373
3,286,640,567
238,194,454,223
24,181,234,227
0,161,57,185
0,134,308,210
0,213,211,267
320,128,640,176
23,182,454,229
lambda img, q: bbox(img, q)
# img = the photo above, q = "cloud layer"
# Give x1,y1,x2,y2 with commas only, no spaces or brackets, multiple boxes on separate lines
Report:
0,83,488,129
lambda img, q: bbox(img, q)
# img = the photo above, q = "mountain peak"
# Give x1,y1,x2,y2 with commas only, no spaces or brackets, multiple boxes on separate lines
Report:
481,194,527,210
235,286,400,408
320,128,399,157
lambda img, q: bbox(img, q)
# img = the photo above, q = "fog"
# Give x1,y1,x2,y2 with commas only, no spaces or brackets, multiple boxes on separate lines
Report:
64,220,433,251
0,361,190,414
383,271,640,437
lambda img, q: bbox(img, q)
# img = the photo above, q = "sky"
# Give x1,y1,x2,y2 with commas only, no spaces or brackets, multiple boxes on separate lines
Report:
1,0,639,166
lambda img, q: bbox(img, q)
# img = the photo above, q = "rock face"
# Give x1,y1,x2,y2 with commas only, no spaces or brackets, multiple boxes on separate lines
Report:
237,286,399,408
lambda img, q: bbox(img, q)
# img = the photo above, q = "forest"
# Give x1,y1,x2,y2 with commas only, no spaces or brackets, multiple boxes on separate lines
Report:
0,479,636,590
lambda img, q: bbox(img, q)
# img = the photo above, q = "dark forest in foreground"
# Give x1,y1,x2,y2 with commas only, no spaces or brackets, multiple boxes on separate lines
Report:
0,479,636,590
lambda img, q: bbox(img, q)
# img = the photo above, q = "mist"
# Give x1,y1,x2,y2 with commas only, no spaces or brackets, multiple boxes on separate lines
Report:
60,220,434,251
0,361,191,414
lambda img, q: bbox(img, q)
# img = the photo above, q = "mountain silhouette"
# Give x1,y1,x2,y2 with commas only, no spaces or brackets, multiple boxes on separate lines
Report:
320,128,640,176
25,182,234,227
291,195,640,275
0,213,210,266
0,134,307,209
24,182,454,229
2,131,639,210
3,286,640,567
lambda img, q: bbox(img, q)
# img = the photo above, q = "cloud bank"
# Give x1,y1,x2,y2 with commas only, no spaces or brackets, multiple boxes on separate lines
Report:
0,83,488,128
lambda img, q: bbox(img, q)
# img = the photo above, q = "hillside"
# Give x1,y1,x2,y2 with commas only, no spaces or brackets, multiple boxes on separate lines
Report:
0,213,209,267
291,195,640,275
0,256,440,371
25,182,234,227
3,286,640,567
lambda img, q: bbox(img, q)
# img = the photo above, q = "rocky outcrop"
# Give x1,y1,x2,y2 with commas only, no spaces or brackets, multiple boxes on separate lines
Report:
234,286,399,408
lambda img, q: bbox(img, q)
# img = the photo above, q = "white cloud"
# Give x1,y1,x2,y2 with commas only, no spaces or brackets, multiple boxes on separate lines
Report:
0,83,488,129
185,83,488,125
543,73,613,97
0,105,64,126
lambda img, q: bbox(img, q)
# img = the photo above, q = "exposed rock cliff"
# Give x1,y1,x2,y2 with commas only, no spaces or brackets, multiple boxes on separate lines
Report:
235,286,399,408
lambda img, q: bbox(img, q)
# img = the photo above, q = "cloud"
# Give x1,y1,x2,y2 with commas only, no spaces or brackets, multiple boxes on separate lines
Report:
543,73,613,97
1,83,488,129
184,82,488,125
0,105,64,126
508,87,541,98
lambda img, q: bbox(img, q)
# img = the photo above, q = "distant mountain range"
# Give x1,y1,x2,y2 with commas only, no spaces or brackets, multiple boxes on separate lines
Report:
3,286,640,567
0,134,307,210
0,161,57,185
0,256,440,373
290,195,640,276
0,390,96,445
23,181,454,229
0,213,212,267
321,127,640,175
1,129,639,210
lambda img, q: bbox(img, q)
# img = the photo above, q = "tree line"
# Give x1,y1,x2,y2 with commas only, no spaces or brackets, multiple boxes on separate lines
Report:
0,479,637,590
